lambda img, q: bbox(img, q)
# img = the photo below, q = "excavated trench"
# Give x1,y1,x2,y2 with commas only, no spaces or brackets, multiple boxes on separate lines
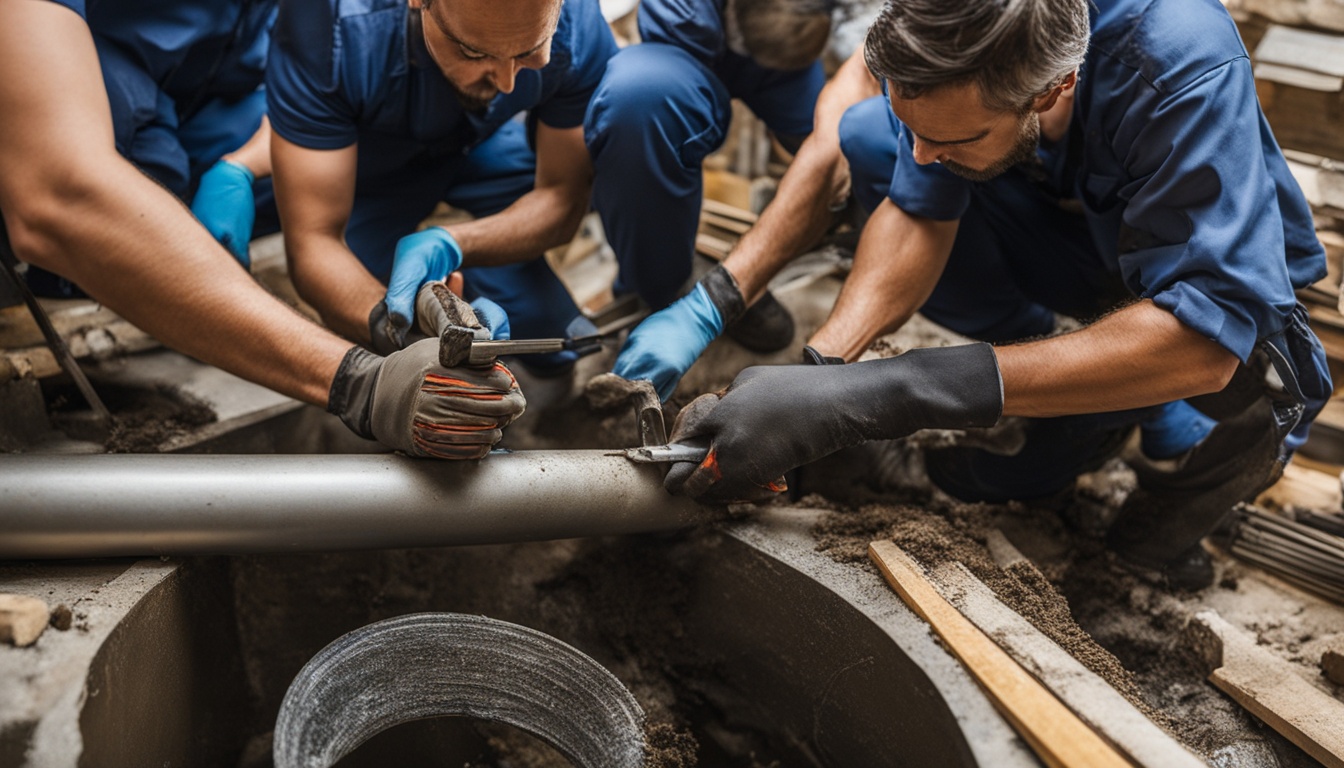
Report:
0,381,1032,768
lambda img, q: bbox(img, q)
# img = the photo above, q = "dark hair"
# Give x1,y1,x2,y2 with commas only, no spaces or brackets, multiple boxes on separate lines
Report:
863,0,1088,112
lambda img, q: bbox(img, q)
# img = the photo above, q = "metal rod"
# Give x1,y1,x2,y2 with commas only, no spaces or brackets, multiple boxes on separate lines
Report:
0,451,713,559
0,231,112,424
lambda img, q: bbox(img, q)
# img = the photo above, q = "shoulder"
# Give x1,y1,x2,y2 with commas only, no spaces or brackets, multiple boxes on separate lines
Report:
1088,0,1248,95
546,0,615,74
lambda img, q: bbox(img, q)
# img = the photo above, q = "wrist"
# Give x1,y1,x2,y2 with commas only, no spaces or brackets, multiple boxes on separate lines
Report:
217,156,260,183
699,265,747,327
327,346,382,439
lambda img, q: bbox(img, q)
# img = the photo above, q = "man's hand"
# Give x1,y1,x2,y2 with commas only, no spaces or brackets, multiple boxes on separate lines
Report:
327,338,526,459
370,228,464,354
664,343,1004,502
191,159,256,268
612,265,747,401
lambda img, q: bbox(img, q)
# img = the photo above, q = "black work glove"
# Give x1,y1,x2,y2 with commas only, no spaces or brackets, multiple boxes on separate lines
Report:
328,338,527,459
664,343,1004,503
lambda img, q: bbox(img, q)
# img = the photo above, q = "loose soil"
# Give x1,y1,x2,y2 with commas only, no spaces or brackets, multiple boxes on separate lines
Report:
806,438,1339,767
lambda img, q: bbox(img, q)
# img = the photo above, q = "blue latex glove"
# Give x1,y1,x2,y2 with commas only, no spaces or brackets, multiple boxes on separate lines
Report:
191,159,256,268
469,296,511,340
385,228,464,330
612,283,724,401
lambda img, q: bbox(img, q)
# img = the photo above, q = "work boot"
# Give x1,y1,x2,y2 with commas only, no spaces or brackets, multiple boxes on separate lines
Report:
1107,396,1301,591
725,290,794,353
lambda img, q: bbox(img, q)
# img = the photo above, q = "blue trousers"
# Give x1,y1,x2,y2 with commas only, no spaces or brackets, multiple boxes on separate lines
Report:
343,120,584,355
347,43,824,347
839,96,1165,501
585,43,825,307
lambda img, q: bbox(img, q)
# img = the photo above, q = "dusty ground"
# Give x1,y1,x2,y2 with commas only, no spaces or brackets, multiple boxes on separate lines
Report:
802,430,1344,767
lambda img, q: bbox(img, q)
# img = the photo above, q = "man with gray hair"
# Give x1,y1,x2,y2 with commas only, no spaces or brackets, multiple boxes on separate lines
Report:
658,0,1330,590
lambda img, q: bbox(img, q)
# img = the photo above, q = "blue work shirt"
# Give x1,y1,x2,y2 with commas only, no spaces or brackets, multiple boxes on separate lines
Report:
267,0,617,185
884,0,1329,412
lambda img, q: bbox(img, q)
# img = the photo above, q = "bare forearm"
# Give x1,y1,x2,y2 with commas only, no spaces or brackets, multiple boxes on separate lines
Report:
726,51,880,303
285,233,386,343
449,186,588,267
7,167,347,405
808,201,958,360
997,300,1239,417
724,133,846,303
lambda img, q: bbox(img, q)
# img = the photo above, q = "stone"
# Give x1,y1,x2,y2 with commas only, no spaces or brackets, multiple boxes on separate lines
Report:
0,594,50,647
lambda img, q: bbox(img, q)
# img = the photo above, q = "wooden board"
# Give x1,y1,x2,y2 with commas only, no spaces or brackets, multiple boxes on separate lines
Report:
1188,611,1344,768
868,541,1133,768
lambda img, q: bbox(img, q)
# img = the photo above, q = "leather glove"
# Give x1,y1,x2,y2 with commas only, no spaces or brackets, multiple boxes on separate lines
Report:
371,289,512,355
370,228,464,354
327,337,526,459
612,265,747,401
191,159,256,268
664,343,1004,502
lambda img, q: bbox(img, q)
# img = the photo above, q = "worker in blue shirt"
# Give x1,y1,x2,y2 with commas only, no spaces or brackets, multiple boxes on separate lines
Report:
591,0,834,356
270,0,693,373
1,0,525,459
647,0,1332,590
24,0,279,294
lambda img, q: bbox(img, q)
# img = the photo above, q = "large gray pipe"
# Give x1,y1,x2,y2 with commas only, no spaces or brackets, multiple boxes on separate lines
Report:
0,451,713,559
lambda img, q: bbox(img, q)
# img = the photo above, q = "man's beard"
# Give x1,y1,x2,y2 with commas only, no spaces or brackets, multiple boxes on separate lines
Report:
940,113,1040,182
451,83,496,115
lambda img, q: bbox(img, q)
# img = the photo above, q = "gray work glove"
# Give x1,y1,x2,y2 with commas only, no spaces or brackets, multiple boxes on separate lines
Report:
328,338,526,459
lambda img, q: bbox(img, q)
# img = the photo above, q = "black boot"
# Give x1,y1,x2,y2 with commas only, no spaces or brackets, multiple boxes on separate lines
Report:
1107,396,1301,590
725,290,795,353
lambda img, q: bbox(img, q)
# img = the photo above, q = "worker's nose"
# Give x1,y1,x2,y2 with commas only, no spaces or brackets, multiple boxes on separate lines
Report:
911,138,939,166
491,59,520,94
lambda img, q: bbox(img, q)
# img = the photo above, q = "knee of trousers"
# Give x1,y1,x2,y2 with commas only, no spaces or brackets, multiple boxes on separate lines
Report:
585,43,731,175
838,96,900,214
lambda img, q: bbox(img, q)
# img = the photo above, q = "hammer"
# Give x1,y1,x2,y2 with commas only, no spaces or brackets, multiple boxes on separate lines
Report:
415,282,604,368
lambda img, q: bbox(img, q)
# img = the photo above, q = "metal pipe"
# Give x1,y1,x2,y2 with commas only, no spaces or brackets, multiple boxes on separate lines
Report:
0,451,713,559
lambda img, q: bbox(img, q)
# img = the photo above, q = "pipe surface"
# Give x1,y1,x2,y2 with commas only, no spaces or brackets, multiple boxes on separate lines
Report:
0,451,713,559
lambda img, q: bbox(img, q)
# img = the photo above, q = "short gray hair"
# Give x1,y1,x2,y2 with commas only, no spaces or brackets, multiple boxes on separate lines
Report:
863,0,1089,113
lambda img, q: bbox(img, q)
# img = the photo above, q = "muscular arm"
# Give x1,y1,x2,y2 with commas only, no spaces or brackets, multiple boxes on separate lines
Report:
807,198,959,360
271,133,385,342
447,123,592,266
0,1,348,405
722,50,881,303
998,300,1239,417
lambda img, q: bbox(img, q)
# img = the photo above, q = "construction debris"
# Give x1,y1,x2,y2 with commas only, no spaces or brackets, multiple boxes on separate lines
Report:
1187,610,1344,768
929,561,1205,768
0,594,50,647
1323,641,1344,686
1223,505,1344,604
869,540,1132,768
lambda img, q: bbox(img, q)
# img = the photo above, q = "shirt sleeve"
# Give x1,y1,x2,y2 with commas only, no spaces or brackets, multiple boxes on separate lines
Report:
1111,58,1311,364
265,0,359,149
636,0,724,67
886,119,973,221
532,0,617,129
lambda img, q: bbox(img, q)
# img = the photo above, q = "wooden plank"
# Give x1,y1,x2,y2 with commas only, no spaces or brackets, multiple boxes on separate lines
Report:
1257,80,1344,160
1255,25,1344,78
868,541,1133,768
1260,462,1344,512
1187,611,1344,768
701,197,758,224
931,562,1205,768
